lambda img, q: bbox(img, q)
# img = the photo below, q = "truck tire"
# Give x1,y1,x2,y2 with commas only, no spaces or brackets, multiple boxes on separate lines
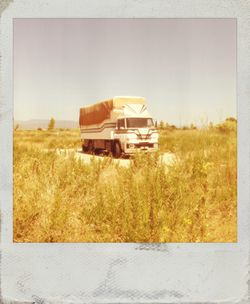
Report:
114,141,122,158
82,144,87,153
88,140,94,154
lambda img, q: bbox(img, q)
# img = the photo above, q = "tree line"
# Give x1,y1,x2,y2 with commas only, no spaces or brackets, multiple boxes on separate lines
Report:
157,117,237,132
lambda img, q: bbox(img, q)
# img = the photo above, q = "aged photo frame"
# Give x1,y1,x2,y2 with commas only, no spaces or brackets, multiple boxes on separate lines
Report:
1,0,249,303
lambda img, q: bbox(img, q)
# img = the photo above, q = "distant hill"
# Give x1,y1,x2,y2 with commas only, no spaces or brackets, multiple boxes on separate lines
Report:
14,119,79,130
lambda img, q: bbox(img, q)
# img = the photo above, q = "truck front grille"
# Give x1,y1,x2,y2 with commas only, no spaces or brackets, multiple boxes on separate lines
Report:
134,143,154,148
137,134,151,140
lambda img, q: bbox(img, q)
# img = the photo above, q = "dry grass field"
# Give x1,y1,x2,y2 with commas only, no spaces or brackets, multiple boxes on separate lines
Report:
13,120,237,242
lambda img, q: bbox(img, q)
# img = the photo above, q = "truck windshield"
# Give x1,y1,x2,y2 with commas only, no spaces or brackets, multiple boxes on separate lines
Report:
126,118,154,128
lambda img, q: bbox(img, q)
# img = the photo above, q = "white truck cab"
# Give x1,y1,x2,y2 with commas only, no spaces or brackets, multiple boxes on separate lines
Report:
114,110,158,155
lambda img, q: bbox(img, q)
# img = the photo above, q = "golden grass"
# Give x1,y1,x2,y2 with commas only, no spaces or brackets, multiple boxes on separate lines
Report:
13,124,237,242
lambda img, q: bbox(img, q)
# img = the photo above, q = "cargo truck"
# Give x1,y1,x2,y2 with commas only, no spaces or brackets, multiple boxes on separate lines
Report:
79,96,159,157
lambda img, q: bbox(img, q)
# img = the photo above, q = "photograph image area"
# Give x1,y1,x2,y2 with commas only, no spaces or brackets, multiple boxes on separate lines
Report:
13,18,236,242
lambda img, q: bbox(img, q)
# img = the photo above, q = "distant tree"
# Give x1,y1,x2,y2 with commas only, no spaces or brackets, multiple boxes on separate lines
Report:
48,117,55,130
159,120,165,130
190,123,197,130
14,124,19,131
209,121,214,130
225,117,237,123
170,124,177,130
215,117,237,133
164,122,170,130
157,120,176,130
37,127,43,131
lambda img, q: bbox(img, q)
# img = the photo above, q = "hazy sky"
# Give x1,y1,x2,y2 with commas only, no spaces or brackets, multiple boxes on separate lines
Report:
14,18,236,126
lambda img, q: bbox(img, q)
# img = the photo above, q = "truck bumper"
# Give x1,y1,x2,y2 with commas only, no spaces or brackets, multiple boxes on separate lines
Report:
124,143,158,154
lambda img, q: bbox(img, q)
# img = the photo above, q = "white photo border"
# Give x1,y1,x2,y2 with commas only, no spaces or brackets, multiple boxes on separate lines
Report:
0,1,249,303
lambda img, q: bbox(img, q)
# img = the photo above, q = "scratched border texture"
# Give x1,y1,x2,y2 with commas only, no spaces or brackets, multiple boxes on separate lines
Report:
0,1,250,303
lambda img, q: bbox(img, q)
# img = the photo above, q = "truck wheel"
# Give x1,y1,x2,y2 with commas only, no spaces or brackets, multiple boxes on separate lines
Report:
82,144,87,153
114,141,122,158
87,140,94,154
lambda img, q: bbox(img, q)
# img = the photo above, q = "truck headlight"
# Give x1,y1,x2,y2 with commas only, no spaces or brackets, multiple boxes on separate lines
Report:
127,143,135,148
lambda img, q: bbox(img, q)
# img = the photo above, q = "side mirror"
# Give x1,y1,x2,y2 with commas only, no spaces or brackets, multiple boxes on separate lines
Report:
154,120,158,128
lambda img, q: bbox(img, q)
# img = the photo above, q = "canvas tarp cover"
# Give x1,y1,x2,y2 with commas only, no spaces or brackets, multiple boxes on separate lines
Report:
79,97,145,126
